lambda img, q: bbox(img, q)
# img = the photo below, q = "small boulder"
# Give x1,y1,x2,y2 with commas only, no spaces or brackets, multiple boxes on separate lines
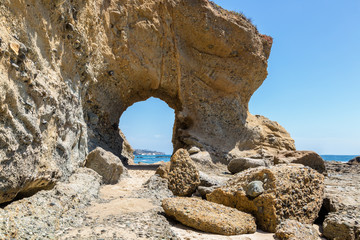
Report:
227,157,268,174
155,161,170,179
348,156,360,165
275,151,326,174
162,197,256,235
246,181,264,198
275,219,319,240
199,171,222,187
323,211,360,240
188,146,200,155
85,147,128,184
167,149,200,196
207,164,324,232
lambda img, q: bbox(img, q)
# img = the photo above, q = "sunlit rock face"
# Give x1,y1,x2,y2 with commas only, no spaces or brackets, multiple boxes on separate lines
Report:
0,0,294,204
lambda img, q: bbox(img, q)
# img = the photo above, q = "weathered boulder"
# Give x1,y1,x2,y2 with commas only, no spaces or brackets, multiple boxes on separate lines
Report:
0,0,295,204
275,219,319,240
227,157,269,174
323,212,360,240
207,165,324,232
85,147,128,184
162,197,256,235
155,162,171,179
167,149,200,196
348,156,360,165
274,151,326,173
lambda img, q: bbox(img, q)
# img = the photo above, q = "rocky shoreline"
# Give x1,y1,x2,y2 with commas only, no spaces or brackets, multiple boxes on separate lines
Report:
0,151,358,239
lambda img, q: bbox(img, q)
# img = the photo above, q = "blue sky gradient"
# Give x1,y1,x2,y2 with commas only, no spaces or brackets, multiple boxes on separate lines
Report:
120,0,360,155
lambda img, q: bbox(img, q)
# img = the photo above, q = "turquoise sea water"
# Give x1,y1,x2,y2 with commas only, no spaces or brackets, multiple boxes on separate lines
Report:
134,154,358,164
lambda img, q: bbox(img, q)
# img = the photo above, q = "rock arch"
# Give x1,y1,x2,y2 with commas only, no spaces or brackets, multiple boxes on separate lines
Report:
0,0,294,204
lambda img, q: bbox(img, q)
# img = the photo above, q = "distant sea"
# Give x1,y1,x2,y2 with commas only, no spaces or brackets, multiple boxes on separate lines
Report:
134,154,358,164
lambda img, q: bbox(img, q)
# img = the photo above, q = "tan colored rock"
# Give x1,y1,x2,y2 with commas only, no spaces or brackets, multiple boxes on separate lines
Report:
207,165,324,232
155,162,170,179
348,156,360,165
162,197,256,236
167,149,200,196
275,151,326,173
275,219,319,240
85,147,128,184
0,0,295,204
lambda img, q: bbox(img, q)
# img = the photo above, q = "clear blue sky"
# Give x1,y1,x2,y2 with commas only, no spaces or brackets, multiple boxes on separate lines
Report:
120,0,360,155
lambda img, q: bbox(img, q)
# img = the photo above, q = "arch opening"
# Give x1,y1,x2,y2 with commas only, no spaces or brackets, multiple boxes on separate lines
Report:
119,97,175,163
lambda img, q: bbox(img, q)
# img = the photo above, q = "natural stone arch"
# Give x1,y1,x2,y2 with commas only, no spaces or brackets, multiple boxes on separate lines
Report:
82,0,295,164
0,0,295,204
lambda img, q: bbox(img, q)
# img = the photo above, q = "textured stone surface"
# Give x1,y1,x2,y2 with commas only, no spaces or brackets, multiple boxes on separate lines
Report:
207,165,324,232
322,161,360,240
167,149,200,196
274,151,326,173
85,147,128,184
162,197,256,235
246,181,264,198
227,157,269,174
0,0,295,204
155,162,171,179
275,219,319,240
323,212,360,240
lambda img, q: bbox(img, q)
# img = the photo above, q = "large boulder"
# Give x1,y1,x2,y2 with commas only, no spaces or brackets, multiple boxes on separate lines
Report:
274,151,326,173
167,149,200,196
227,157,269,174
275,219,319,240
162,197,256,235
85,147,128,184
207,165,324,232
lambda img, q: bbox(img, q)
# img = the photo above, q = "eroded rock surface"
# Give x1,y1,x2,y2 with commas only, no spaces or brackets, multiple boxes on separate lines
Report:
207,165,324,232
275,219,319,240
167,149,200,196
0,0,295,203
162,197,256,235
85,147,128,184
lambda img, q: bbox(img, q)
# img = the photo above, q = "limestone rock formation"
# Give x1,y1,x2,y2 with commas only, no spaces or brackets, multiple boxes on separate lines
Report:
207,165,324,232
274,151,326,173
0,0,295,204
162,197,256,235
227,157,269,174
167,149,200,196
85,147,128,184
275,219,319,240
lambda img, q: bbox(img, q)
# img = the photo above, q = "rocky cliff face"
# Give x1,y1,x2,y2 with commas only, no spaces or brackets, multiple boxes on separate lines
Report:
0,0,294,204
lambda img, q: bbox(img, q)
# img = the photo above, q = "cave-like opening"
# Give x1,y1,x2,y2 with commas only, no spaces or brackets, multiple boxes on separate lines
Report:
119,97,175,163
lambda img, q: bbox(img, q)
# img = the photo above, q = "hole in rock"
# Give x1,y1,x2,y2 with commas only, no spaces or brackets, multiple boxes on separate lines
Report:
119,97,175,164
314,198,331,225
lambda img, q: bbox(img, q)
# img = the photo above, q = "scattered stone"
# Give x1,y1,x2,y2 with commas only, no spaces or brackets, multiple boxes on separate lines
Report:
162,197,256,235
246,181,264,198
85,147,128,184
348,156,360,165
155,162,170,179
275,219,319,240
9,42,20,55
274,151,326,174
188,146,200,155
199,171,222,187
207,164,324,232
167,149,200,196
197,186,219,198
227,157,268,174
323,211,360,240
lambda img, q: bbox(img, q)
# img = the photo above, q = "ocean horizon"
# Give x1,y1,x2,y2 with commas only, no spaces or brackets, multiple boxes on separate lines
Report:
134,154,358,164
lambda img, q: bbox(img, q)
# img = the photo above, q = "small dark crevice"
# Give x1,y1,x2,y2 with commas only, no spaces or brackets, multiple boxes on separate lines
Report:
0,183,56,209
314,198,332,225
